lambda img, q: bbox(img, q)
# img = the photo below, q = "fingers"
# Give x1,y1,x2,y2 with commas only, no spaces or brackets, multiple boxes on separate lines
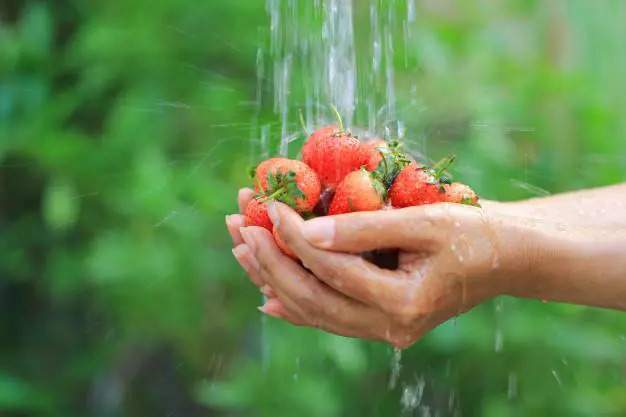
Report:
238,188,255,214
268,203,414,312
226,188,255,245
299,206,442,252
242,224,394,341
262,297,376,339
226,214,246,245
232,244,263,289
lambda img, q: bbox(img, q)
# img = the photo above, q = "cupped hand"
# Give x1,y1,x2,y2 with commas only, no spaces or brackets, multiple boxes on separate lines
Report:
227,188,540,348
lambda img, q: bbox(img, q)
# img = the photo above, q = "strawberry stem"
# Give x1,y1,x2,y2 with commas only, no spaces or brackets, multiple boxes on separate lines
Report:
260,187,286,202
298,109,309,136
377,148,389,179
330,104,345,133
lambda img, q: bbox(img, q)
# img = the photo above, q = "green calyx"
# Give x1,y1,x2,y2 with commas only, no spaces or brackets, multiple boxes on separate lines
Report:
460,196,481,207
373,143,412,190
431,154,456,179
256,170,305,209
362,166,388,201
423,154,456,189
248,166,257,179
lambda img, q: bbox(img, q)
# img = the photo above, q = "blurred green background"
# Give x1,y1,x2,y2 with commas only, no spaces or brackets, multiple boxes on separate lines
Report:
1,1,625,416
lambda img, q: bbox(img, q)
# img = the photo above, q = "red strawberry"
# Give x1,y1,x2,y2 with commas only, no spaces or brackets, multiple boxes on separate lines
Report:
244,198,273,231
253,158,321,213
361,139,388,172
444,182,480,206
273,226,297,260
253,157,286,190
328,168,386,215
302,125,366,190
302,109,368,190
388,163,445,208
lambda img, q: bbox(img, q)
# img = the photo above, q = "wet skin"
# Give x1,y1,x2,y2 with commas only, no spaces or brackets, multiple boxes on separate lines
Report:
226,184,626,349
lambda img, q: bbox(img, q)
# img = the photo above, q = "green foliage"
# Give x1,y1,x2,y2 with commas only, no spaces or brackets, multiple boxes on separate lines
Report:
1,1,625,417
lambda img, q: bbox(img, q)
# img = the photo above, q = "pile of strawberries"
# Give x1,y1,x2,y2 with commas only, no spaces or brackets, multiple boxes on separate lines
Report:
245,110,479,260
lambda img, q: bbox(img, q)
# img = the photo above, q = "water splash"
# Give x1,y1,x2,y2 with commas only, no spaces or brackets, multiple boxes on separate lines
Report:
400,375,425,412
388,347,403,389
508,373,518,399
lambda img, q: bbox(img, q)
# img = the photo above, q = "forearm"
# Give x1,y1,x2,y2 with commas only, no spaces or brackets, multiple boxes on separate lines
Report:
508,224,626,311
484,183,626,228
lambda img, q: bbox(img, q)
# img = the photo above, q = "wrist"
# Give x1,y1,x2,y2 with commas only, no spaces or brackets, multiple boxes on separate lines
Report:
504,221,626,310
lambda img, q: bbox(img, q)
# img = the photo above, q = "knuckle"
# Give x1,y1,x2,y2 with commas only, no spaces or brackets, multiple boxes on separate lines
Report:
325,296,350,318
299,291,319,313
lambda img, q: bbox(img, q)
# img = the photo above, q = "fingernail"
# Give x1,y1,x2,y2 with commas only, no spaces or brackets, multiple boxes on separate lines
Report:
258,298,283,318
240,227,256,252
266,201,280,227
225,215,232,226
258,305,282,319
301,217,335,248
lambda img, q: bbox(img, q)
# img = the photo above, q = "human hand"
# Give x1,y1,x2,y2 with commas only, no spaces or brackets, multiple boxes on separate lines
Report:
227,190,545,348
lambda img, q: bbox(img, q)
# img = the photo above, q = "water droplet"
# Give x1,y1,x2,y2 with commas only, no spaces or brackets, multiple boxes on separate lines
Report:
293,356,300,381
494,330,504,353
552,369,563,389
507,373,518,399
448,390,455,410
407,0,416,23
494,299,504,353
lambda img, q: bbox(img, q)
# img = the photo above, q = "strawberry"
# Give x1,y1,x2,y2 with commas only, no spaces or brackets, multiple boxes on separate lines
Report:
252,158,321,213
252,157,286,190
302,108,368,190
273,226,297,259
444,182,480,207
388,154,458,208
328,168,386,215
244,198,273,231
362,139,388,172
388,163,446,208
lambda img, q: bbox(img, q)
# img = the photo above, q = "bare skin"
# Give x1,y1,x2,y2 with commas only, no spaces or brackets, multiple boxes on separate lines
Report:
226,185,626,349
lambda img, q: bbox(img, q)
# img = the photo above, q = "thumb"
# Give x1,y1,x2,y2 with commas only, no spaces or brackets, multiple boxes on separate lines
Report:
300,207,439,253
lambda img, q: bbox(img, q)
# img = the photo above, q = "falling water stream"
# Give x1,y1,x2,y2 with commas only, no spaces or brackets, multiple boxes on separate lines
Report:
255,0,420,396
